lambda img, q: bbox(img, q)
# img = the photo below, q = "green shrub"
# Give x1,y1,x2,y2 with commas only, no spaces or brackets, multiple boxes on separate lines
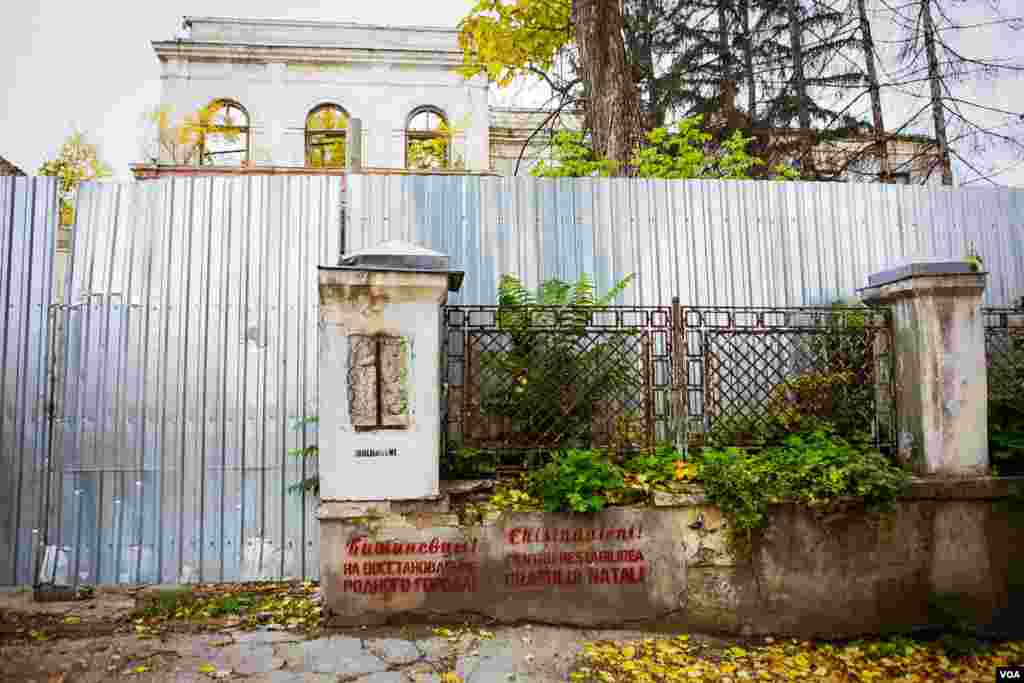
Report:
440,446,498,479
989,329,1024,476
287,416,320,496
527,448,625,513
620,444,682,488
477,273,639,448
692,429,910,540
707,303,882,448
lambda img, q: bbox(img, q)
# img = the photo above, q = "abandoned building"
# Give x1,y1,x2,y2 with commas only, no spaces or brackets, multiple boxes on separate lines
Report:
131,16,941,183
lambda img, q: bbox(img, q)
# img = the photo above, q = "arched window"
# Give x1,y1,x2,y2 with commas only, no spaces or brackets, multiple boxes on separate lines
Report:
405,106,449,169
200,99,250,166
306,104,348,168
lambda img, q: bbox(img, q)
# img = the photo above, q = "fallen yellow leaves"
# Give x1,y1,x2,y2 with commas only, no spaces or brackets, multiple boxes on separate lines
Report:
573,635,1024,682
130,581,322,635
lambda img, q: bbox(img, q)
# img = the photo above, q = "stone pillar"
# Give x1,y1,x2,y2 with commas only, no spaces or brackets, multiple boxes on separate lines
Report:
862,260,988,477
317,240,462,503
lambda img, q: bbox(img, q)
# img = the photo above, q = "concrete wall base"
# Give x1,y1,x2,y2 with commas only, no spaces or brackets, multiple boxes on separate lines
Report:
320,478,1024,638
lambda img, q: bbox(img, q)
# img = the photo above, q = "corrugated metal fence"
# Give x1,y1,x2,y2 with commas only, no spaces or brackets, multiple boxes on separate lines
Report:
6,176,343,587
1,177,58,586
347,175,1024,307
2,173,1023,587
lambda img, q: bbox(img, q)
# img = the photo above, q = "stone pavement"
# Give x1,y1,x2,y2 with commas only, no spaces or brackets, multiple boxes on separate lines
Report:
2,620,717,682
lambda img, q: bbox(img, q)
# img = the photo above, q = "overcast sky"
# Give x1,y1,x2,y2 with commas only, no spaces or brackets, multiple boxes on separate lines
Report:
0,0,476,181
1,0,1021,185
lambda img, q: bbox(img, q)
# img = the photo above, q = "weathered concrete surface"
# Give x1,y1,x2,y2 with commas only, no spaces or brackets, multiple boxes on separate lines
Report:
318,259,452,502
862,265,988,477
321,478,1024,639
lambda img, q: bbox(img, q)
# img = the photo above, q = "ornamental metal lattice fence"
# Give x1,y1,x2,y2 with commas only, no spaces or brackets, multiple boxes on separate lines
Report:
983,307,1024,432
680,306,896,449
442,305,674,473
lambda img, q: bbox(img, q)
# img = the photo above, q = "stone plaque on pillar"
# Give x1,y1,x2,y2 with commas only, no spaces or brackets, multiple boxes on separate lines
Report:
318,241,463,502
347,334,410,429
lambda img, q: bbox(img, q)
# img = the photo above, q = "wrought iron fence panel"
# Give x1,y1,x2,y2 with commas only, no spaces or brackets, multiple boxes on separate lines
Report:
681,306,895,449
443,305,673,471
983,308,1024,444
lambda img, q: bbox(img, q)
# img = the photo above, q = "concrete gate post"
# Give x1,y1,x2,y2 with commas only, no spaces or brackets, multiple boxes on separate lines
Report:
316,240,462,508
862,259,989,477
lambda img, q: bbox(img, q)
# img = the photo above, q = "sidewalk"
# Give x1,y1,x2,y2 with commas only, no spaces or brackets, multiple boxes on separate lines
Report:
3,584,1021,682
0,586,721,682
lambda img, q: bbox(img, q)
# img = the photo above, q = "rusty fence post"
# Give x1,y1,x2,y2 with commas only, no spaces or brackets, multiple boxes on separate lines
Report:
671,297,686,456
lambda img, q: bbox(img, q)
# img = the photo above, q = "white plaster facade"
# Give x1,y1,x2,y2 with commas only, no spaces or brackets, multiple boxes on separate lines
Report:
154,17,490,171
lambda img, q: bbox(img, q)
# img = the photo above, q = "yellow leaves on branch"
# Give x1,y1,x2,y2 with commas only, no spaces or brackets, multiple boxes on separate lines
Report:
145,101,244,165
37,131,112,195
457,0,572,86
407,115,472,170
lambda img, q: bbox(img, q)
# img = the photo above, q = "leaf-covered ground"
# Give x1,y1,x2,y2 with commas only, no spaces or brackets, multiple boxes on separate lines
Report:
572,634,1024,682
129,581,323,637
3,586,1022,681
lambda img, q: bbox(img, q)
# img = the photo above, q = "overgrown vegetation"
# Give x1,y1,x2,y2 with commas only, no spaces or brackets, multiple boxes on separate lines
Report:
989,324,1024,477
477,272,638,447
690,429,910,543
287,415,320,496
529,448,626,513
470,429,908,546
407,116,470,170
447,285,907,536
37,131,112,226
705,301,883,448
532,120,798,180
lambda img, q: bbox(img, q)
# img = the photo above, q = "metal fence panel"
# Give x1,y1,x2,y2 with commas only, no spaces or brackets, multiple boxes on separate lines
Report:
984,308,1024,464
347,176,1024,307
0,176,58,586
442,305,674,474
42,176,341,586
5,173,1024,588
680,306,895,449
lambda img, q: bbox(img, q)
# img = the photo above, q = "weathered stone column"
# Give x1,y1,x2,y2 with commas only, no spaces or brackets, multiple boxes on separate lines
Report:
317,241,463,503
862,259,988,477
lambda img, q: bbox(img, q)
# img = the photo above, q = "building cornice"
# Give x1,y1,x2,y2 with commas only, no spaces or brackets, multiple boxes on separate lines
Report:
153,41,464,67
182,16,459,35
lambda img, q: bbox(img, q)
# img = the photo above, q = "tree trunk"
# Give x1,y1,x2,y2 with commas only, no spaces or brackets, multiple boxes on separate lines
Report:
642,0,661,128
717,0,733,92
786,0,813,174
740,0,756,121
573,0,644,175
787,0,810,131
856,0,891,181
921,0,954,185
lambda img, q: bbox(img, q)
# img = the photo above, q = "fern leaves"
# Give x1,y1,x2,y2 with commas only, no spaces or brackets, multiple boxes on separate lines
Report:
496,272,634,308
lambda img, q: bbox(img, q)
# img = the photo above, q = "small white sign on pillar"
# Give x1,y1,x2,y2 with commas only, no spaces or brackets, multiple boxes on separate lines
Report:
318,241,462,501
